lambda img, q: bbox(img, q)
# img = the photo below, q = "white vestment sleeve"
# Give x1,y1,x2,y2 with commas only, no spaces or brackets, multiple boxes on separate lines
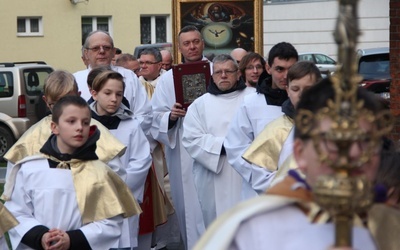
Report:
225,97,284,196
0,236,7,250
224,103,255,181
5,169,42,249
80,216,124,250
278,128,295,167
249,166,276,193
150,71,179,148
124,123,152,203
182,101,223,174
107,156,127,182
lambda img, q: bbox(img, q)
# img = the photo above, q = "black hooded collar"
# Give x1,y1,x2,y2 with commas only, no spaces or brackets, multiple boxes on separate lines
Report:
281,99,295,119
40,125,99,168
207,76,247,95
256,75,288,106
91,111,121,130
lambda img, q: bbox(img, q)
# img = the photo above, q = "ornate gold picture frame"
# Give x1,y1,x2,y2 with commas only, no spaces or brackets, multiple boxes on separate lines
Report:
172,0,264,63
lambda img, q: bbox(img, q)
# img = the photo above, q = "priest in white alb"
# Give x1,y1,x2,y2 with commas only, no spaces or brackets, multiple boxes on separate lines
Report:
182,54,255,227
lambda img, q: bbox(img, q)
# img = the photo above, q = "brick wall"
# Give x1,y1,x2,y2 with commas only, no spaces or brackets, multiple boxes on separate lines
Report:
390,0,400,142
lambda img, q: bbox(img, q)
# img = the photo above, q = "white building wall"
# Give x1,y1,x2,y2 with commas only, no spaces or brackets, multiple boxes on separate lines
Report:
263,0,389,60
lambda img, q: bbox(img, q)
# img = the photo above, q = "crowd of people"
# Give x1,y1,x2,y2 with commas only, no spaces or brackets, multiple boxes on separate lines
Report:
0,23,399,250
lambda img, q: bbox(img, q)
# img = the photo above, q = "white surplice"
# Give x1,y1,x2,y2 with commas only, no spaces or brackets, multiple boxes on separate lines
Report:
150,69,205,250
5,158,124,250
74,65,153,134
109,118,152,249
182,87,255,227
224,92,283,199
194,195,377,250
0,237,6,250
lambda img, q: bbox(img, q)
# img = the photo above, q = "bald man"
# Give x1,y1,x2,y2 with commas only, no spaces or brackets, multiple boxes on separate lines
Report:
230,48,247,64
160,49,173,71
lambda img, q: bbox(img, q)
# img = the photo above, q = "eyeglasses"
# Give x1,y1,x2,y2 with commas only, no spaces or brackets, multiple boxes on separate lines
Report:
245,65,264,71
139,61,160,66
86,45,113,53
213,69,237,77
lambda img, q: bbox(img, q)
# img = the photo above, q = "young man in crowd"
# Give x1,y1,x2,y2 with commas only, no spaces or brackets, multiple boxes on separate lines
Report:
224,42,298,199
242,61,322,190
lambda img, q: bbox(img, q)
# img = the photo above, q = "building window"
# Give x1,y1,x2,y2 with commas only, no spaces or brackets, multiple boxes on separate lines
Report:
81,17,111,45
140,15,170,44
17,17,43,36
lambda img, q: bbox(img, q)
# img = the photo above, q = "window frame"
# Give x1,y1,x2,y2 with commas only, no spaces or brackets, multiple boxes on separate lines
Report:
140,15,171,44
17,17,43,37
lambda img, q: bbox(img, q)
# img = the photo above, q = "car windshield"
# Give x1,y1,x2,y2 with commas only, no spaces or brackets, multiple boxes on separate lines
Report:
358,53,390,80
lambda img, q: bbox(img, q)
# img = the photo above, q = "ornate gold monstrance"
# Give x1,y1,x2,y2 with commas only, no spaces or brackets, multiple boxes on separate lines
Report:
296,0,393,247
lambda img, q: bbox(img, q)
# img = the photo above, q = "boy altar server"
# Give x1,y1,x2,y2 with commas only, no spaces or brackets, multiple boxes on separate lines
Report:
4,96,141,250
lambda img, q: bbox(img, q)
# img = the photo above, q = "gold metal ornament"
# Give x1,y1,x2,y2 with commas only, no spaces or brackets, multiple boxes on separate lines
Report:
296,0,393,247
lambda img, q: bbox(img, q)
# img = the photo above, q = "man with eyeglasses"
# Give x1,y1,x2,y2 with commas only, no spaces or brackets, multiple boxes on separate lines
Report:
134,47,173,249
138,48,165,98
150,25,211,250
224,42,298,200
238,52,265,87
74,30,152,135
182,54,255,229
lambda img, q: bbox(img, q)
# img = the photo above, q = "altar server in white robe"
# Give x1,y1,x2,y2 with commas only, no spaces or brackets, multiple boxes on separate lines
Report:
150,25,209,249
242,61,323,190
182,54,255,227
224,42,298,200
4,96,141,250
89,70,152,249
73,30,152,134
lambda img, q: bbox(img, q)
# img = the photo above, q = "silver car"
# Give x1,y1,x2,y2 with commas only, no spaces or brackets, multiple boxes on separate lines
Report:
0,61,53,161
298,52,338,77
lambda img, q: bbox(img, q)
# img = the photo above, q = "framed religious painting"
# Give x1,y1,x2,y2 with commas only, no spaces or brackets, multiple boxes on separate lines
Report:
172,0,264,64
172,60,211,109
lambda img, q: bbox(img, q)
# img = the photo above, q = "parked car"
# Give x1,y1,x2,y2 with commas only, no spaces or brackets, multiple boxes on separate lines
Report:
357,47,390,102
298,52,338,77
0,61,54,161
